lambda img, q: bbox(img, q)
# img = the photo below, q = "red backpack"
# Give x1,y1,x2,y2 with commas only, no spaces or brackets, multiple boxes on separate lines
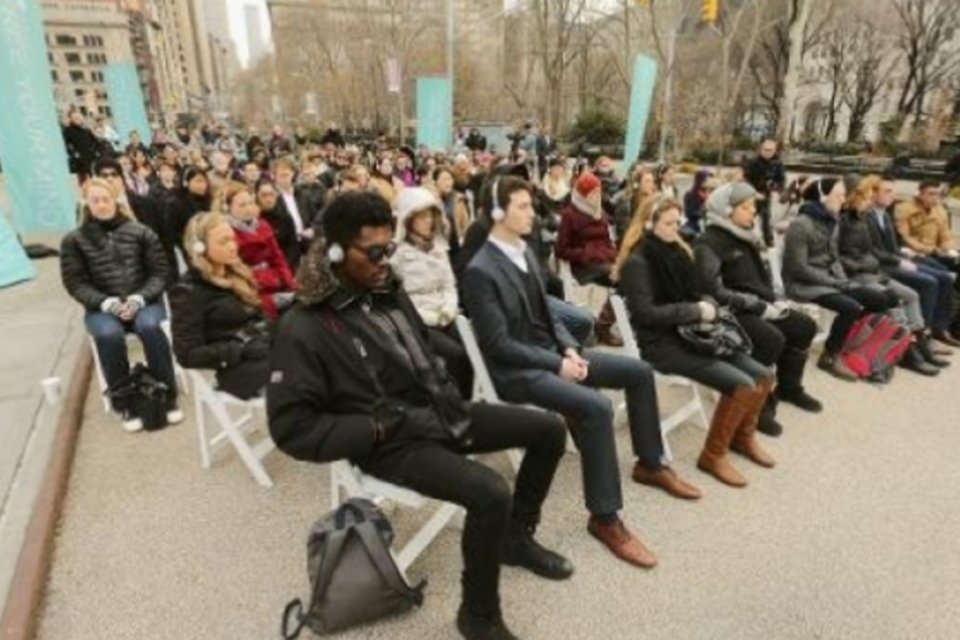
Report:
840,313,911,382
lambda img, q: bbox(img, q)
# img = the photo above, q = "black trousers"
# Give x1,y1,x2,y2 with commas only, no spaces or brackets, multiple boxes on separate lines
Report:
737,311,817,394
813,287,899,354
428,324,474,400
359,403,566,616
757,198,774,247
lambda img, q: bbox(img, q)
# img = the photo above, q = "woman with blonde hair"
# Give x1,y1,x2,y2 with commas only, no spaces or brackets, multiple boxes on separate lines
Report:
616,197,775,487
614,163,657,243
216,180,296,319
169,212,271,399
60,178,181,432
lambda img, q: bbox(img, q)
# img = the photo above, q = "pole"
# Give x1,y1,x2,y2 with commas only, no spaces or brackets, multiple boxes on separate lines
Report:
657,25,676,162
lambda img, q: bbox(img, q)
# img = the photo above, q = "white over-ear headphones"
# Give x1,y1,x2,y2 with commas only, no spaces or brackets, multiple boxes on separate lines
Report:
327,242,345,264
490,177,504,222
191,240,206,256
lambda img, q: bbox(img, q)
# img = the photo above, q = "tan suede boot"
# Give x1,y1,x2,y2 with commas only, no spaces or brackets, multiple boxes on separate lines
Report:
697,386,753,487
730,377,777,468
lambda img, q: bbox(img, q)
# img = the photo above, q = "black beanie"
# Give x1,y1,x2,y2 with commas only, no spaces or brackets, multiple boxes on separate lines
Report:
181,165,207,188
802,177,839,203
92,156,121,176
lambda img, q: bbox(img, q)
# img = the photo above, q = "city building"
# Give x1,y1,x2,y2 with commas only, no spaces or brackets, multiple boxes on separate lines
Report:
245,4,268,65
41,0,134,119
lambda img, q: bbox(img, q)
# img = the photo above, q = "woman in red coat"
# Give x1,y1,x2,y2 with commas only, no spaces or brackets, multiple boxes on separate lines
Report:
216,180,296,319
555,171,622,345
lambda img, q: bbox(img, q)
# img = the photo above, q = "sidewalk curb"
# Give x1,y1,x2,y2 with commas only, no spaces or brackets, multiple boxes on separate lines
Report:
0,345,92,640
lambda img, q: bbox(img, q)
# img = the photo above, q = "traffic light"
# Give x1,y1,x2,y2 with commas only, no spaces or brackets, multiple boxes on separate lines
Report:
701,0,719,23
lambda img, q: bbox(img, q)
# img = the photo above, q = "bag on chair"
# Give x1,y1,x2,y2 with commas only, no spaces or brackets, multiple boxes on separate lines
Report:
281,498,425,638
105,363,169,430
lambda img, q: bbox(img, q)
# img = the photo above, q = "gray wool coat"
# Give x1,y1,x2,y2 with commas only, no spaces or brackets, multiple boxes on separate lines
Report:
781,213,850,301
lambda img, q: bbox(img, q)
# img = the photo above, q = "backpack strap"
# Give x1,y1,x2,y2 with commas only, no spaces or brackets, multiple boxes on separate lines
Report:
281,599,305,640
352,518,426,605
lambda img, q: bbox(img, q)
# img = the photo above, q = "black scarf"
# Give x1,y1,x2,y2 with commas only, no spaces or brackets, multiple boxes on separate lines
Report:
800,201,837,229
640,234,699,304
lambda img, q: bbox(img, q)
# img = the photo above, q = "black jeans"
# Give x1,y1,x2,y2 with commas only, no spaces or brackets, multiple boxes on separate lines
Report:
499,350,663,516
757,198,774,247
645,339,770,396
359,403,566,616
813,287,899,354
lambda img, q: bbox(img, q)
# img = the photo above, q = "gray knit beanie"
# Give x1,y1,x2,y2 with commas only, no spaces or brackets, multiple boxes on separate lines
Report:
705,181,758,218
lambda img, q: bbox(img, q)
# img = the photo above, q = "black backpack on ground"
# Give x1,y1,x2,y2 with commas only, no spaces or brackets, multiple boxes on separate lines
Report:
105,363,170,431
281,498,425,638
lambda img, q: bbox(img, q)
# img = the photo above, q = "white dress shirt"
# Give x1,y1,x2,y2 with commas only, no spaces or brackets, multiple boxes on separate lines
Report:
280,189,304,236
488,235,529,273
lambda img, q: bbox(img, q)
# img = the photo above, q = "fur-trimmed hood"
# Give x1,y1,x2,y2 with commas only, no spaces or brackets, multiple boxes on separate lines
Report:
295,237,399,308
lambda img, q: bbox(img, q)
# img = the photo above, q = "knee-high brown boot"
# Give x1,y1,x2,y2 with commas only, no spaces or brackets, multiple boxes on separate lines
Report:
697,386,753,487
595,299,624,347
730,376,777,468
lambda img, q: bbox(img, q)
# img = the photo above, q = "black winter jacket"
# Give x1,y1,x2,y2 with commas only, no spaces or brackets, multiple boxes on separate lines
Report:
694,225,774,314
267,242,463,465
60,216,168,311
617,249,702,349
865,207,903,271
169,271,270,398
838,208,885,282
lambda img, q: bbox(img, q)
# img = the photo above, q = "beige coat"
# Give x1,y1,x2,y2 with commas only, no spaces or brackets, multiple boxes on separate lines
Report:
895,199,954,255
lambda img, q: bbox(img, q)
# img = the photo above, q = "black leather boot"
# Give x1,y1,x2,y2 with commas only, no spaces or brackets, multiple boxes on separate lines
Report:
457,606,520,640
756,394,783,437
899,343,939,376
916,334,950,368
776,348,824,412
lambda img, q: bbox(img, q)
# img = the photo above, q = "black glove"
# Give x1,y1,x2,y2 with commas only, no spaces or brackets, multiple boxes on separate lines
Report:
240,338,269,361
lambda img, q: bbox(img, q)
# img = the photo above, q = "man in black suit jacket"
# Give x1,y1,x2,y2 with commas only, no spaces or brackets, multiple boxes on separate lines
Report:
866,177,960,345
463,176,701,571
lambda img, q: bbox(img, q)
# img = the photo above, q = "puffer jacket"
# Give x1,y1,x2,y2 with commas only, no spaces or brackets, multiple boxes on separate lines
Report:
391,240,459,328
60,216,168,311
838,208,885,284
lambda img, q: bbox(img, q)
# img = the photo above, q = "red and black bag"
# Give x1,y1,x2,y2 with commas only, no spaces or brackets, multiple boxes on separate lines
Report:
840,313,910,382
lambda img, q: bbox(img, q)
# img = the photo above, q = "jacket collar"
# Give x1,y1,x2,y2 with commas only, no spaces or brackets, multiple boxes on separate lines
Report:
296,237,399,309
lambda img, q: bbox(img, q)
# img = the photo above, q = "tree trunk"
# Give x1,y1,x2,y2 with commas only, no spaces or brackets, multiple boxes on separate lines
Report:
777,0,814,145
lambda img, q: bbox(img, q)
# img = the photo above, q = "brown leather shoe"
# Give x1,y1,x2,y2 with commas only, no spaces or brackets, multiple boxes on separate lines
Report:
587,516,657,569
632,463,702,500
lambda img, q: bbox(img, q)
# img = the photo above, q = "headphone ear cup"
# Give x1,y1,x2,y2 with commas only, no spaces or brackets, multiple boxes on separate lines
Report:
327,242,345,264
191,240,206,256
491,206,505,222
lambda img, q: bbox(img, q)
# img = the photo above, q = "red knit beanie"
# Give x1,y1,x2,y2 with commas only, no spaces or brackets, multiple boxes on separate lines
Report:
574,171,602,198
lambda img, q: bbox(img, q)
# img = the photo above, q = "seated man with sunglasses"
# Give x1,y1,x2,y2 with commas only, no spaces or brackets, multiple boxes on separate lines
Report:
268,191,571,640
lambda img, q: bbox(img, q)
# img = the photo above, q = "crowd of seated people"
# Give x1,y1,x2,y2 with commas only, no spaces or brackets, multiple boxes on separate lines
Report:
58,116,960,639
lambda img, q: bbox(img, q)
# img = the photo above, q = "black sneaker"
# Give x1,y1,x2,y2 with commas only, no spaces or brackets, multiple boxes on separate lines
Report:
502,526,574,580
456,607,520,640
777,388,823,413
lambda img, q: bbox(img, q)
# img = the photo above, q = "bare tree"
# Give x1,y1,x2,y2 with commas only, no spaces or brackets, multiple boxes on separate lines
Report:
892,0,960,126
776,0,816,143
529,0,588,128
819,27,852,141
842,23,890,142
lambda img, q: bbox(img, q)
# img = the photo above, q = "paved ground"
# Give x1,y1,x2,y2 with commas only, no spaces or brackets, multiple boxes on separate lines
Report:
35,346,960,640
0,254,82,611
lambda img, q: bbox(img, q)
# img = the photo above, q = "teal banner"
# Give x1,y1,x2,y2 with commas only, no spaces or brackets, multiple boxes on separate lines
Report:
0,208,36,288
104,61,152,145
416,77,452,152
0,0,77,233
623,54,658,168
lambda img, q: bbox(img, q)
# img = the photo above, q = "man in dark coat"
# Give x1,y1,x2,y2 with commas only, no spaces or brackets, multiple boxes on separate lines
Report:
268,191,572,640
743,138,786,247
63,110,100,184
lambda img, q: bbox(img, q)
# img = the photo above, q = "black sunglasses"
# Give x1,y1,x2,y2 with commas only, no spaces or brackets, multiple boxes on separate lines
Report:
351,242,397,263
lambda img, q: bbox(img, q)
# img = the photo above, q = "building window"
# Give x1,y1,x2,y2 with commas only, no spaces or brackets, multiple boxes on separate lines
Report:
75,89,85,98
70,70,85,82
90,71,104,82
65,52,82,64
55,34,77,46
51,70,59,82
103,106,112,117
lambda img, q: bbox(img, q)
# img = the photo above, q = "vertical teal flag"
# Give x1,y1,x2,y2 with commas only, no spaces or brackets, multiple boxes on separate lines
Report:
416,77,452,152
0,0,77,233
0,208,36,288
104,61,152,145
623,54,659,168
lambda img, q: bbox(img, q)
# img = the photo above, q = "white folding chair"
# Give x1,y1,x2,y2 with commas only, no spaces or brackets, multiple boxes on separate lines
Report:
187,369,275,488
609,295,710,461
329,460,463,573
558,258,606,311
454,315,578,468
90,334,140,412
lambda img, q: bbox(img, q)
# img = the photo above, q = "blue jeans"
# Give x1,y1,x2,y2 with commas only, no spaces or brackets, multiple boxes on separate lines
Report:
85,302,176,393
499,350,663,516
547,295,594,345
890,266,951,331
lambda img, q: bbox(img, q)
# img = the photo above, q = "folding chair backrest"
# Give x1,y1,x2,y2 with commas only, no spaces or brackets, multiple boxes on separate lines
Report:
558,259,577,303
455,315,501,404
609,295,640,358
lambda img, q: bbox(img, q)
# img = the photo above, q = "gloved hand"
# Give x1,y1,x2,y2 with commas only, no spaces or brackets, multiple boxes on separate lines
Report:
272,291,296,310
240,338,269,361
697,301,717,322
100,297,123,315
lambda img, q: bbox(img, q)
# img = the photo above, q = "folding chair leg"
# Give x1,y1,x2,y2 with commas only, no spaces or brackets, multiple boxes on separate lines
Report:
394,502,463,573
208,398,273,487
195,390,211,468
